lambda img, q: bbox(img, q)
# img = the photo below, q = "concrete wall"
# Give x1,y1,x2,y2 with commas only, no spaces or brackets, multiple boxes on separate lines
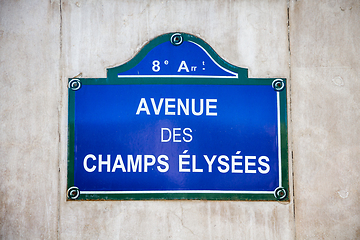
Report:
290,0,360,239
0,0,359,239
0,1,61,239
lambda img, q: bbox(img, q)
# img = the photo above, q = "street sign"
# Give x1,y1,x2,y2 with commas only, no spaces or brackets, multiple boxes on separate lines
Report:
67,33,288,201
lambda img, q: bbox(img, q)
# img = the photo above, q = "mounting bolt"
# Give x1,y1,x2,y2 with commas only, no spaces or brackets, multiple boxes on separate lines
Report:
67,186,80,200
170,33,183,46
68,79,81,91
274,187,287,200
272,79,285,91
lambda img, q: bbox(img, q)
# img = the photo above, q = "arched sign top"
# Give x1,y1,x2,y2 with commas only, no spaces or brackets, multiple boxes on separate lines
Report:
107,33,248,80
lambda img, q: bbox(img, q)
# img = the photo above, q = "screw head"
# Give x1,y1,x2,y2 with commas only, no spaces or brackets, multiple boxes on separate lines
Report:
67,186,80,200
272,79,285,91
274,187,287,200
68,79,81,91
170,33,183,46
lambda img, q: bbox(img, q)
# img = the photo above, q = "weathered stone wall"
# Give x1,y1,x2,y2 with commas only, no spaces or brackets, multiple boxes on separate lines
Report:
0,0,61,239
0,0,359,239
290,0,360,239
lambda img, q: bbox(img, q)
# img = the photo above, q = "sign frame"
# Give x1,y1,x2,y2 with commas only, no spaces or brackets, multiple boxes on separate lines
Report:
67,32,289,201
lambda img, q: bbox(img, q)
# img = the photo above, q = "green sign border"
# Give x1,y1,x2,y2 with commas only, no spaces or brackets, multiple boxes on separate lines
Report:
67,32,289,201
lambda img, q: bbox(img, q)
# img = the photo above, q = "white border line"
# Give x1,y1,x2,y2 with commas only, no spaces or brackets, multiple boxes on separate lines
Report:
188,41,238,78
79,85,282,196
277,91,282,187
81,190,274,195
117,75,237,79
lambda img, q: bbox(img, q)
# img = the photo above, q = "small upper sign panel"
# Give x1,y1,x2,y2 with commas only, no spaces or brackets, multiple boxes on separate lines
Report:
117,41,237,78
107,33,248,80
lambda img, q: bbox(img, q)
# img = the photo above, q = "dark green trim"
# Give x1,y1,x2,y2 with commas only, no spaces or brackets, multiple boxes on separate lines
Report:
74,193,279,201
67,88,75,188
280,82,290,201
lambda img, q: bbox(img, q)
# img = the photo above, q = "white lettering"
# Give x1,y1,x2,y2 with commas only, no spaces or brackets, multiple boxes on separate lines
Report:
111,155,126,172
165,98,176,115
245,156,257,173
192,155,203,172
177,99,189,115
127,155,142,172
177,61,189,72
152,60,160,72
217,155,230,173
179,150,191,172
161,128,193,142
206,99,217,116
83,154,96,172
231,152,243,173
173,128,181,142
204,155,216,172
183,128,193,142
192,99,204,116
258,156,270,174
136,98,217,116
144,155,156,172
98,154,111,172
161,128,171,142
150,98,164,115
136,98,150,115
157,155,169,173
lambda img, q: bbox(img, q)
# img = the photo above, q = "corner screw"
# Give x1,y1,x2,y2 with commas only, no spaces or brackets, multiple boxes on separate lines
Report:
274,187,287,200
68,79,81,91
272,79,285,91
67,186,80,200
170,33,183,46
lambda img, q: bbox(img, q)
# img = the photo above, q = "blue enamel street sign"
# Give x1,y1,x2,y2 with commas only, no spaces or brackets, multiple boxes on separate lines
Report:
67,33,288,201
